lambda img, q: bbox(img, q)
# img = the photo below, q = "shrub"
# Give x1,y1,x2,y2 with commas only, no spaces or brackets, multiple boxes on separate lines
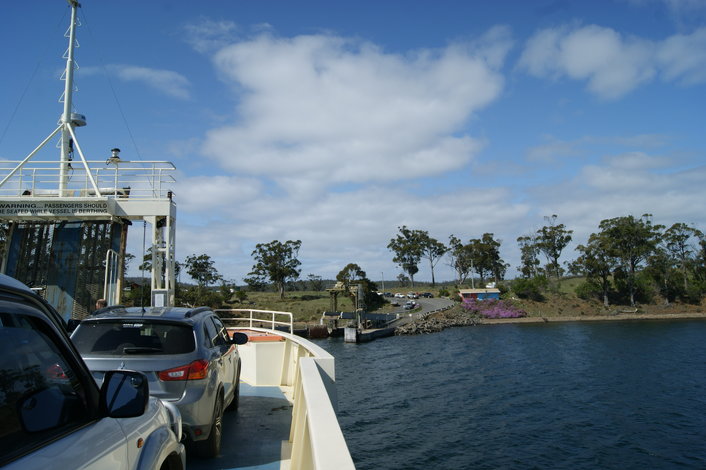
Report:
575,281,601,301
512,276,548,301
684,283,705,305
234,290,248,302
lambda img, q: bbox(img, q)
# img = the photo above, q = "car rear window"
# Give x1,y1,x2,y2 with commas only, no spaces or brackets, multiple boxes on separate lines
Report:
72,321,195,355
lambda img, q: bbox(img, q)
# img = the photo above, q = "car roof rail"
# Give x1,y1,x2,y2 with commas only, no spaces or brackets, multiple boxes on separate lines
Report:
184,306,211,318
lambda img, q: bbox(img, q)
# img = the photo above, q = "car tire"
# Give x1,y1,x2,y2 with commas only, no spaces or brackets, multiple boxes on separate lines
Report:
195,394,223,459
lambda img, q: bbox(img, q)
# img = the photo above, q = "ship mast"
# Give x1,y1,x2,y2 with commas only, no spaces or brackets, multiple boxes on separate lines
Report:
59,0,80,195
0,0,178,311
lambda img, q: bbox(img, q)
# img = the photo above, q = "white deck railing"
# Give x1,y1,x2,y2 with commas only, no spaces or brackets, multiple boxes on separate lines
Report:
224,321,355,470
290,357,356,470
0,160,176,199
216,308,293,333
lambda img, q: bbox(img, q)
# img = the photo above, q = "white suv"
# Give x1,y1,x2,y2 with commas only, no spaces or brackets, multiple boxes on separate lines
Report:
0,274,186,470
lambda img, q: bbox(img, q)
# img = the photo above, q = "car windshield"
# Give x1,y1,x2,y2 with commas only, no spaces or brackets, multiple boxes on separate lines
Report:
72,321,195,355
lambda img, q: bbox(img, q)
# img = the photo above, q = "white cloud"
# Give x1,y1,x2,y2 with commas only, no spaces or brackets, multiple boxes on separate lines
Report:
201,32,507,195
164,141,705,283
519,24,706,99
173,175,263,214
107,65,191,99
172,183,531,282
531,155,706,247
526,136,583,163
136,26,704,283
183,18,239,54
657,27,706,84
602,151,671,170
519,25,655,99
525,134,670,163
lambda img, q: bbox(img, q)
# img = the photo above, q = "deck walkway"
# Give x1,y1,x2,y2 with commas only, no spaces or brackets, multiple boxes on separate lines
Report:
187,383,293,470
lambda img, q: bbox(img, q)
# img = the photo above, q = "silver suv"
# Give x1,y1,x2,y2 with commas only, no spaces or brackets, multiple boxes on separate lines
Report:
0,274,185,469
71,306,247,458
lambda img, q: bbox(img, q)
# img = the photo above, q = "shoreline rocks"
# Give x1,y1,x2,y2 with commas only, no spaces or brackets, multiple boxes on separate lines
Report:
395,311,479,335
395,309,706,335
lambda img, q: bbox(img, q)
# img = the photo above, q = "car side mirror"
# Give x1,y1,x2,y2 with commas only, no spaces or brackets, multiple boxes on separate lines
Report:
231,332,249,345
100,370,149,418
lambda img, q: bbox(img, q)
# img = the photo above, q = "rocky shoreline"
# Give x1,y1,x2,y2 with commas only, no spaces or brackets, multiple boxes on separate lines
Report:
395,309,706,335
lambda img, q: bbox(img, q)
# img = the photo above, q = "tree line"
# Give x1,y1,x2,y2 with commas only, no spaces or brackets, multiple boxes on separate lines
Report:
128,213,705,308
386,214,705,307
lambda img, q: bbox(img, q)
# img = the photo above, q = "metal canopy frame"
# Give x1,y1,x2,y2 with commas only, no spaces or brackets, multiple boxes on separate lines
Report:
0,0,178,307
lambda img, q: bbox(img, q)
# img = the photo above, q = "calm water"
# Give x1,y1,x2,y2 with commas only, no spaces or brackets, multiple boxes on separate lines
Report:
316,320,706,470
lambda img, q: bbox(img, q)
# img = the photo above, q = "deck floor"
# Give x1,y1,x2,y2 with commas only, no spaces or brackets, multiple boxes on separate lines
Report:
186,382,293,470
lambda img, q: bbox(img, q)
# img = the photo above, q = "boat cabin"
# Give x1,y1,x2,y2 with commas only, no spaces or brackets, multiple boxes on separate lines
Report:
459,288,501,301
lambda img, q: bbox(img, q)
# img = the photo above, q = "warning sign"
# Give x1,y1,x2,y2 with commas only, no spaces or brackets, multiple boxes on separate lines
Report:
0,200,110,218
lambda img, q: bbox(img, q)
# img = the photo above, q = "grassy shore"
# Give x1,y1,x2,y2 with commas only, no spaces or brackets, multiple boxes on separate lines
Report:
476,311,706,325
426,295,706,329
219,290,354,324
218,285,706,328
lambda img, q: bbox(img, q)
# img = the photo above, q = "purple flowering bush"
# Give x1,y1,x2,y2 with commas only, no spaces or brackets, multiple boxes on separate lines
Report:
461,298,527,319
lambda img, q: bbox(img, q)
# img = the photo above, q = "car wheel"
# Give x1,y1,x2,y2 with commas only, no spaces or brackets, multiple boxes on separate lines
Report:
226,364,241,413
195,394,223,458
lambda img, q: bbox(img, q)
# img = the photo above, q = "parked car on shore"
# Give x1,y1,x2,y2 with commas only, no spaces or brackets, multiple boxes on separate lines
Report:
0,274,185,469
71,306,248,458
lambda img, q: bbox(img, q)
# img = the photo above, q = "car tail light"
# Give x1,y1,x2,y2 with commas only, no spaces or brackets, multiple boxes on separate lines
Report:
158,359,209,381
46,363,67,379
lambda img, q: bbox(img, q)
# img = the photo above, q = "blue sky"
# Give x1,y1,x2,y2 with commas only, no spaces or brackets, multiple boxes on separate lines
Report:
1,0,705,285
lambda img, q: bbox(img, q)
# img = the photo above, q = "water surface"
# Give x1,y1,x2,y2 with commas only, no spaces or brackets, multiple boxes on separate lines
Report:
318,320,706,469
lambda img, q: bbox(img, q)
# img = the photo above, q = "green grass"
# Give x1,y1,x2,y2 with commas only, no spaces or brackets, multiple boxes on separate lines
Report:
223,290,356,323
222,287,440,323
222,282,589,324
556,276,584,294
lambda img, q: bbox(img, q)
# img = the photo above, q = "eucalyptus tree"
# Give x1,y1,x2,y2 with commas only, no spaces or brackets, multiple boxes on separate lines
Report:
307,274,325,291
598,214,662,306
388,226,424,287
663,223,704,291
571,233,617,307
448,233,506,287
140,247,181,279
645,245,679,304
245,239,302,299
185,254,221,288
448,235,472,285
336,263,366,291
419,233,447,287
694,238,706,288
517,234,542,279
184,254,222,304
336,263,380,310
477,233,507,283
536,215,573,281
